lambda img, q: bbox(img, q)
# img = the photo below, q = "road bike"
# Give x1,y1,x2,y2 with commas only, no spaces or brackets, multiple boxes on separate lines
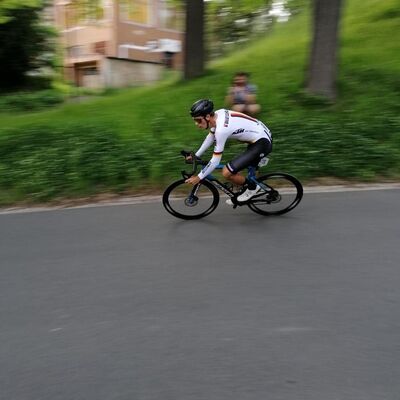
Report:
162,151,303,220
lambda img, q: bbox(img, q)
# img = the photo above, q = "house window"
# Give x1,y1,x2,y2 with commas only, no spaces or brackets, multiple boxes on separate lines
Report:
158,0,183,31
67,45,85,57
65,2,79,28
65,0,104,28
120,0,150,25
83,67,99,75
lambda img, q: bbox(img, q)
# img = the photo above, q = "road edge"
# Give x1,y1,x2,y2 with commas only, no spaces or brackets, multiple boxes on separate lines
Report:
1,183,399,215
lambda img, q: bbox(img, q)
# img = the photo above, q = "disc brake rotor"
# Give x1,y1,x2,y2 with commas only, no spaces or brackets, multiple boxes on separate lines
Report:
185,196,198,207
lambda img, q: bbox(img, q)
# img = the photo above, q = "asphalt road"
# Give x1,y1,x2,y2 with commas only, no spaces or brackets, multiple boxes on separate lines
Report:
1,189,399,400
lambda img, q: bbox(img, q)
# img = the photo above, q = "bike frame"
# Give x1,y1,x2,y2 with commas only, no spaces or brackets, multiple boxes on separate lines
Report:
183,158,273,205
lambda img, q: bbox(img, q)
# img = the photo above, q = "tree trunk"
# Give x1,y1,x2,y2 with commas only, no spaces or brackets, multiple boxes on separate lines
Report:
306,0,343,100
184,0,205,80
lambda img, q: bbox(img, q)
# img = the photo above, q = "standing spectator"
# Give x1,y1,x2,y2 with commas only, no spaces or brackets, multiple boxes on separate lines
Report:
225,72,261,117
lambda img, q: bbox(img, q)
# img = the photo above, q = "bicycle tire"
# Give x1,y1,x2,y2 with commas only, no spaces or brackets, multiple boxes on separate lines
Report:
163,179,220,220
247,172,303,216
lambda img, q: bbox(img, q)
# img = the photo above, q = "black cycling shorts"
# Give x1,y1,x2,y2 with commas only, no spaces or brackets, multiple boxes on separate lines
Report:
226,138,272,174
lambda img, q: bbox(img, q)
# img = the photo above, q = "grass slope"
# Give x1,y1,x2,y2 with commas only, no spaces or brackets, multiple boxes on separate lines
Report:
0,0,399,203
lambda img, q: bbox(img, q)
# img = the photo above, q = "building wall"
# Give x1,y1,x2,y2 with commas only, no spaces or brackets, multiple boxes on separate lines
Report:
102,58,163,88
53,0,183,87
115,22,183,68
64,25,111,49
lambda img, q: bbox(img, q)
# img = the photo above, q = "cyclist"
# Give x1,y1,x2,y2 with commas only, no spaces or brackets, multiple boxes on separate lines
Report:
186,99,272,203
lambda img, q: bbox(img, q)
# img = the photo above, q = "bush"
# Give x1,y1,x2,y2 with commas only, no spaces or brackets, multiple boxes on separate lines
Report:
266,111,400,180
0,112,398,205
0,124,146,202
0,89,64,112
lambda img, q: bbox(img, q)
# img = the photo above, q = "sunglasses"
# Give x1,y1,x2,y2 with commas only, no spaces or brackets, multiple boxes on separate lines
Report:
193,117,204,123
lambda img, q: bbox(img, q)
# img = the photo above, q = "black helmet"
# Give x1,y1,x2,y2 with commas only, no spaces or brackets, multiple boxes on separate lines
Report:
190,99,214,117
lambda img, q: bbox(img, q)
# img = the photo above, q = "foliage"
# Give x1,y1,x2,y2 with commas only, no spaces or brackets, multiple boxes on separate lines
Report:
206,0,274,59
0,120,189,203
0,109,398,205
0,90,64,112
0,0,41,23
268,113,400,180
170,0,275,59
285,0,311,14
0,1,57,90
0,124,139,201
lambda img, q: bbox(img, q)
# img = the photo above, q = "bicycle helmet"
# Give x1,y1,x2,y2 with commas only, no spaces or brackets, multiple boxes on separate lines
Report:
190,99,214,117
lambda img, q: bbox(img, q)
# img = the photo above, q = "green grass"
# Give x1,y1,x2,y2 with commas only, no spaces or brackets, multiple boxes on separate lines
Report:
0,0,399,204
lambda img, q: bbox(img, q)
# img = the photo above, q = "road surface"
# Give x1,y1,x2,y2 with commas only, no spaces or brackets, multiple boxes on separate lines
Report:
1,188,399,400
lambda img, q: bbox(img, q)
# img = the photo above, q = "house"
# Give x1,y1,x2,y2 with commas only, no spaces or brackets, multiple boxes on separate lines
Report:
52,0,184,88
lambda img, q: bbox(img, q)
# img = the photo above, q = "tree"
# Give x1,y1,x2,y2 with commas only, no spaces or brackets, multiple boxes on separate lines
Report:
306,0,343,99
206,0,273,59
0,1,56,90
184,0,205,79
182,0,272,79
0,0,40,23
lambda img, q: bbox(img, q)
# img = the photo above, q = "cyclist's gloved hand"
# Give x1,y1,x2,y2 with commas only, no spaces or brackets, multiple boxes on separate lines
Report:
181,150,193,163
185,175,201,185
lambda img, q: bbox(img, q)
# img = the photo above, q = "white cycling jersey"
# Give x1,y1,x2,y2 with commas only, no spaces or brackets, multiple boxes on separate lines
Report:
195,109,272,179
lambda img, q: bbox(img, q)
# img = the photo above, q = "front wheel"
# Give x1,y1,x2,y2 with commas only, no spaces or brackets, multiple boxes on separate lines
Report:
248,173,303,216
163,179,220,220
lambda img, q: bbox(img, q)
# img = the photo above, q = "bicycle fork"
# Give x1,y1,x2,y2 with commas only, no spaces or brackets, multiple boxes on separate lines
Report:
185,183,201,207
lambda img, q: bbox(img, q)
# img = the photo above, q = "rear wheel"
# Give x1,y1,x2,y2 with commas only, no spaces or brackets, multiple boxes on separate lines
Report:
163,179,220,220
248,173,303,216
